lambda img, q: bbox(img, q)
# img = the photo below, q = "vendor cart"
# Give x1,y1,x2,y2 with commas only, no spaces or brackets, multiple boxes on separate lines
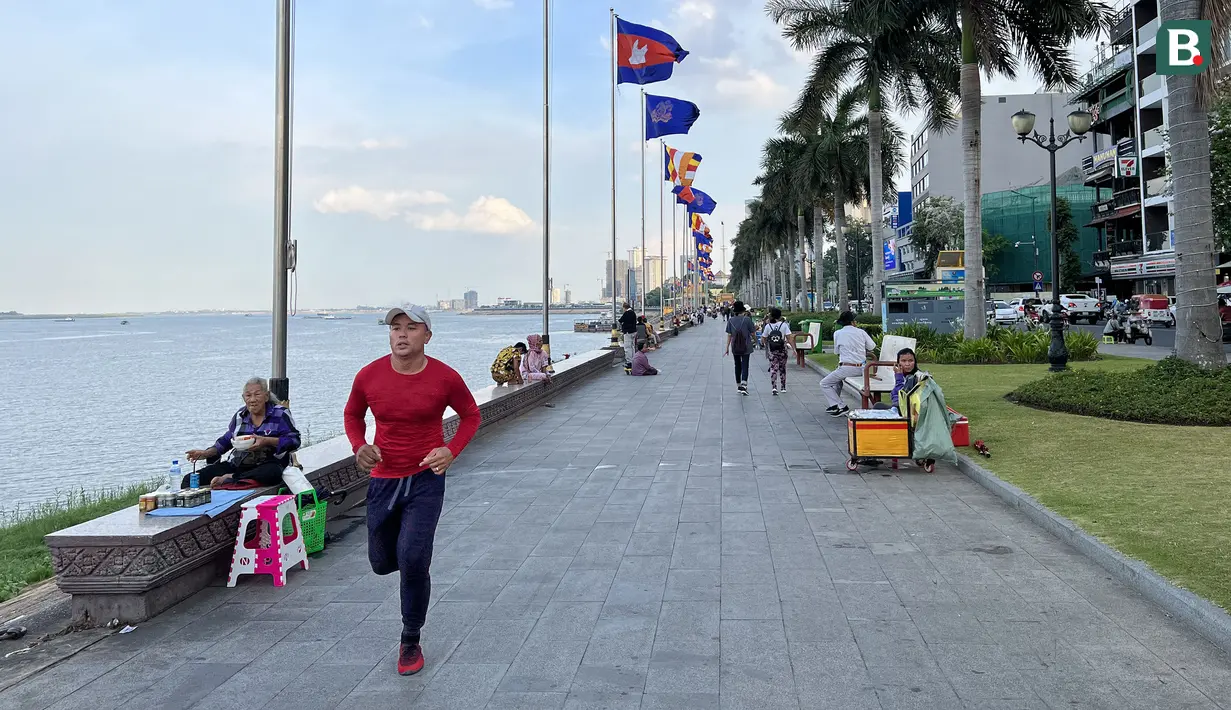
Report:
844,368,937,473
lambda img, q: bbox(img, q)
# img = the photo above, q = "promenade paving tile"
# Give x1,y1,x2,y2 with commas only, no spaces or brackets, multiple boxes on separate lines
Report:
4,318,1231,709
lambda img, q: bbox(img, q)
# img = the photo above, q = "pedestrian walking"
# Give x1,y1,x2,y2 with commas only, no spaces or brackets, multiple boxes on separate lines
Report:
761,307,792,395
619,302,638,372
724,300,756,395
344,306,482,676
820,311,878,416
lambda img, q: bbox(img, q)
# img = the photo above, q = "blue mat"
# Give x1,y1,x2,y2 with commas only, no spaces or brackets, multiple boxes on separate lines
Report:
146,490,253,518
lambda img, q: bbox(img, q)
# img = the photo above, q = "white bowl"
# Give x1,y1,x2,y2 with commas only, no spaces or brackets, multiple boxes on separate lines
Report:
232,435,257,451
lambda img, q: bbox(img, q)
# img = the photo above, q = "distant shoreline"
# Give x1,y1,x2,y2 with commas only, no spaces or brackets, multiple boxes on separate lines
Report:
0,308,612,321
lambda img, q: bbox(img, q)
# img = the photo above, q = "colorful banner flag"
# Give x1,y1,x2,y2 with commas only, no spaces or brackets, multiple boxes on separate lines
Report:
616,19,689,85
664,145,702,202
674,186,716,214
646,94,700,139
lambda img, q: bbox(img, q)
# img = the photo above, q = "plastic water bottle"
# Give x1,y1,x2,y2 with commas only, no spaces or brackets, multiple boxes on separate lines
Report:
170,460,183,490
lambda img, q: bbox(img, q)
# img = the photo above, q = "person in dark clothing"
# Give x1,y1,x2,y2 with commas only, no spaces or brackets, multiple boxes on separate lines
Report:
184,377,300,489
619,302,638,370
724,301,756,395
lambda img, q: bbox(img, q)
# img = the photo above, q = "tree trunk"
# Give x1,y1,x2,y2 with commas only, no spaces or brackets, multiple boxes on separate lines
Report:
813,204,825,311
868,94,885,315
798,209,808,311
1163,0,1225,368
835,189,850,312
960,11,986,339
787,226,797,311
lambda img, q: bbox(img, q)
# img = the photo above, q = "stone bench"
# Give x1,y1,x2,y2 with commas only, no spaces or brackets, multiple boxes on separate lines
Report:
45,347,619,625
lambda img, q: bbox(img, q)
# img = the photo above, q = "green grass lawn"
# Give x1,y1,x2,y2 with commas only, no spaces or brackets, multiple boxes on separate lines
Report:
0,481,157,603
809,352,1231,610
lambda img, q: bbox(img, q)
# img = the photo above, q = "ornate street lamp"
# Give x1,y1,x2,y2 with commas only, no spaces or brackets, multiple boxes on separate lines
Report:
1012,108,1092,371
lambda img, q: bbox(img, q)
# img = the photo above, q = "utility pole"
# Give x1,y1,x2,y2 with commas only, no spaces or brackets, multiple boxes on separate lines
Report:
270,0,295,403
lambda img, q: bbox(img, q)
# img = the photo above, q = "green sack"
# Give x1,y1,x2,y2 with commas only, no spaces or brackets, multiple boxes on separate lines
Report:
910,376,959,464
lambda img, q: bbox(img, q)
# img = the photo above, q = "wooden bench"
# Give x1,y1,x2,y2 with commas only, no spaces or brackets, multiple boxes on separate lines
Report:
44,348,619,625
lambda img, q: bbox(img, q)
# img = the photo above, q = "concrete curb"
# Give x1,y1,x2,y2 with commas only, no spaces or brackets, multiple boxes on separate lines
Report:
803,356,1231,656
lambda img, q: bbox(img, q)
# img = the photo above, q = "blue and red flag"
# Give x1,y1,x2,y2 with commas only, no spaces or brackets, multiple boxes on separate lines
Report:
675,186,716,214
616,19,689,85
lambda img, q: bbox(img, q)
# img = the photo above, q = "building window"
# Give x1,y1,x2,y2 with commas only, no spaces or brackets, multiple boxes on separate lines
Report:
922,151,929,167
922,174,930,191
998,96,1007,103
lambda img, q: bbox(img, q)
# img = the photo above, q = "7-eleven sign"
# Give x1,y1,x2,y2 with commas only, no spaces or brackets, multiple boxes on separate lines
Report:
1118,156,1137,177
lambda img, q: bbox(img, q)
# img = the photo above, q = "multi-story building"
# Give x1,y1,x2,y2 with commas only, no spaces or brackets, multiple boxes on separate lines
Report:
603,257,629,300
1070,0,1231,295
909,93,1084,204
463,290,478,310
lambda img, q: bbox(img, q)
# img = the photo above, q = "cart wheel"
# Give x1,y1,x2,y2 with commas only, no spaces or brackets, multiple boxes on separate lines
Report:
1145,336,1153,346
845,458,859,471
924,460,936,473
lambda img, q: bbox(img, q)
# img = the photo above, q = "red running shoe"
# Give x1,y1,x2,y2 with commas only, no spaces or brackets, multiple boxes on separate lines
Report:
398,643,424,675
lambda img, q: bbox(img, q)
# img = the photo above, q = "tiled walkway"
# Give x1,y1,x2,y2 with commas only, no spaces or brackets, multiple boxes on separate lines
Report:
4,319,1231,709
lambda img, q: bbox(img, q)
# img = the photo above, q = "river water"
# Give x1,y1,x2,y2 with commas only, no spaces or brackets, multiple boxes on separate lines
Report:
0,312,611,512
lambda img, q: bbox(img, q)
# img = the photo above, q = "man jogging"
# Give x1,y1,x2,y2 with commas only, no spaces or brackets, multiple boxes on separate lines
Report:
820,311,878,416
345,306,482,676
619,301,638,372
724,300,756,395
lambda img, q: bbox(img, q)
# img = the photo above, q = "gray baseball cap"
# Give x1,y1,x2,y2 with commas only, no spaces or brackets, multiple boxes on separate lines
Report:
385,305,432,331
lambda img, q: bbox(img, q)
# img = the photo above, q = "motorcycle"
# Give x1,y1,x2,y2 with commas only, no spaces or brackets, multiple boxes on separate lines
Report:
1124,311,1153,345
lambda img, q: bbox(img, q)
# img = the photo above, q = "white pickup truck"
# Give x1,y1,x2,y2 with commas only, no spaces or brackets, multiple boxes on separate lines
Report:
1040,294,1101,324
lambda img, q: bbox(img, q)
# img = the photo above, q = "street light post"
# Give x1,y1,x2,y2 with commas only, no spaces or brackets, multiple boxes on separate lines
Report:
1012,108,1092,372
1013,238,1040,298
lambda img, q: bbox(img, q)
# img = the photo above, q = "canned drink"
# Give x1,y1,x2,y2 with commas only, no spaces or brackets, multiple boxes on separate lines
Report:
157,492,174,509
139,494,157,513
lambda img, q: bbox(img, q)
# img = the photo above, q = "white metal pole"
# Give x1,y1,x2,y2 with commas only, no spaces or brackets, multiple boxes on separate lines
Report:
541,0,551,358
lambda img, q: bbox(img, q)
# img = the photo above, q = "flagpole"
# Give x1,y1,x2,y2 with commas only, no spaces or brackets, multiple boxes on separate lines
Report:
672,202,678,319
608,8,618,343
541,0,551,361
639,88,647,317
270,0,294,404
659,139,665,326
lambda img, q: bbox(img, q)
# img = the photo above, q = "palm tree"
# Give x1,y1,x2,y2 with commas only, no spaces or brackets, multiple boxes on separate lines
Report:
913,0,1109,337
1162,0,1229,369
768,0,960,313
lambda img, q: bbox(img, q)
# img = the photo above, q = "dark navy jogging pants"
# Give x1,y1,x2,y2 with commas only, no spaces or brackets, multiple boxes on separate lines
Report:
366,470,445,644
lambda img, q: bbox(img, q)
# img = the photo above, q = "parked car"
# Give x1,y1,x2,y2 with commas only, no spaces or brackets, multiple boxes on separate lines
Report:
1219,287,1231,342
987,300,1021,325
1040,294,1101,324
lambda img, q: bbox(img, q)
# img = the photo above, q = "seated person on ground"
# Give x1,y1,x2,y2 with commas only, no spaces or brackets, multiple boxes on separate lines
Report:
184,376,301,489
520,334,551,382
643,319,659,349
491,342,527,385
631,341,659,376
1103,313,1125,342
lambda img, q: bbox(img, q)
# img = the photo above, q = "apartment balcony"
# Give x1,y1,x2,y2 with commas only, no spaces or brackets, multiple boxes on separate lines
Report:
1142,126,1167,156
1108,238,1145,259
1140,73,1165,108
1145,176,1170,206
1138,17,1160,53
1088,189,1142,227
1075,45,1134,101
1146,230,1171,252
1110,5,1134,45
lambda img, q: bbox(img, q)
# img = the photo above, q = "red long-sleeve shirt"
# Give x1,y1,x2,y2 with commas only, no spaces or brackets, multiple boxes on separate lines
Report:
344,355,482,478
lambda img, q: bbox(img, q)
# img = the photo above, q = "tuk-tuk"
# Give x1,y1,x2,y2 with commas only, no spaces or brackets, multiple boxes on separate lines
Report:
1134,294,1174,328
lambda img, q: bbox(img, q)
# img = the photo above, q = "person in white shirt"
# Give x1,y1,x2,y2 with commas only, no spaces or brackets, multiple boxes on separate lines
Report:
820,311,878,415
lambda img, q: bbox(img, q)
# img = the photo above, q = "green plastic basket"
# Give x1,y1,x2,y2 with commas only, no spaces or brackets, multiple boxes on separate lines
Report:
280,489,327,555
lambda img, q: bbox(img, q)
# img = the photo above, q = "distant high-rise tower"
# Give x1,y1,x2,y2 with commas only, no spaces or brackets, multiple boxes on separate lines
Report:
463,290,479,310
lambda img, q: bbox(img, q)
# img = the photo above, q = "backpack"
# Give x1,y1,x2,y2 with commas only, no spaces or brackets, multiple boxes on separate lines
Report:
766,322,787,352
731,317,750,354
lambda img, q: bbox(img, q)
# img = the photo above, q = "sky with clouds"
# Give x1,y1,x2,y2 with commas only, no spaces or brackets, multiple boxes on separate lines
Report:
0,0,1096,313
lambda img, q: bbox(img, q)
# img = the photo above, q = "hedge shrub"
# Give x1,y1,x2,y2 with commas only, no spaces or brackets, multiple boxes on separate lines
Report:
1009,357,1231,426
883,323,1099,365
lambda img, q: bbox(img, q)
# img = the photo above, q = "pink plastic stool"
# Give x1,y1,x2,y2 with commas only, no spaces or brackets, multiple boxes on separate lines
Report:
226,494,309,587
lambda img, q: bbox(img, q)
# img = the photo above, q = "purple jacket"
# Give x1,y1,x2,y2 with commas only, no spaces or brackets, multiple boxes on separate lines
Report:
214,403,301,467
631,351,658,376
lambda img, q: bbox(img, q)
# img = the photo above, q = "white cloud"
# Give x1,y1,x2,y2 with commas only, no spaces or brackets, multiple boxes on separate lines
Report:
714,68,788,107
672,0,717,25
406,196,536,235
358,138,407,150
415,15,434,29
313,186,450,220
473,0,513,9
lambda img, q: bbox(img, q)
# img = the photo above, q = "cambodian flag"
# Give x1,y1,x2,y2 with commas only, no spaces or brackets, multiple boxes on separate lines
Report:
616,19,689,85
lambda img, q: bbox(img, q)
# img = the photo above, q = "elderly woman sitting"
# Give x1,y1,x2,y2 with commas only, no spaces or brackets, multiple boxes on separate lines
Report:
184,377,301,489
520,334,551,382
